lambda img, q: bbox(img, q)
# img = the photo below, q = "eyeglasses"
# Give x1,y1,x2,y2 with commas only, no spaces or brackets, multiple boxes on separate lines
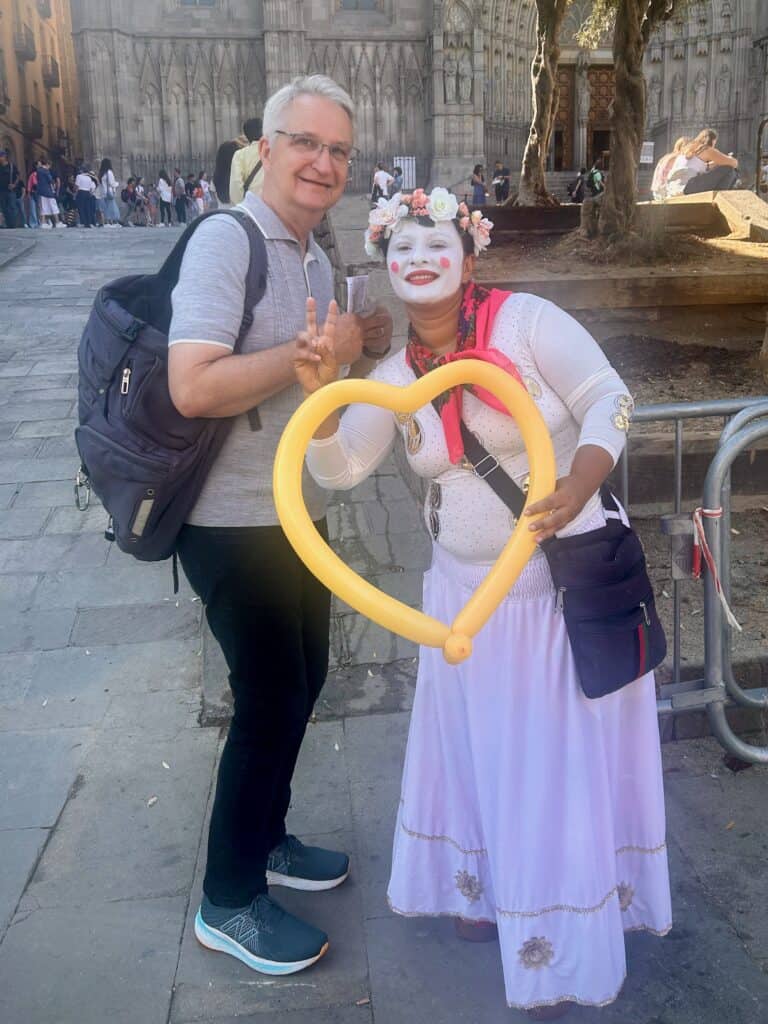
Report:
273,130,359,164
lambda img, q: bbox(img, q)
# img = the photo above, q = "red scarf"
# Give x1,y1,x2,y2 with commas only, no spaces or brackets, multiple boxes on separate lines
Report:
405,282,522,463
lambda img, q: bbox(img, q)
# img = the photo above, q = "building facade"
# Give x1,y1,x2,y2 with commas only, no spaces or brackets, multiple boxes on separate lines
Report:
0,0,81,173
67,0,766,190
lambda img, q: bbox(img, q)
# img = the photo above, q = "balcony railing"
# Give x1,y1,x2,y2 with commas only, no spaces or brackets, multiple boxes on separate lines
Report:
42,54,60,88
37,0,52,17
13,23,36,62
22,105,44,140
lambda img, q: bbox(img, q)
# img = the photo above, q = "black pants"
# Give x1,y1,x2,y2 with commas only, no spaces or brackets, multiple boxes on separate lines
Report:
176,521,331,907
174,195,187,223
0,191,17,227
684,166,738,194
160,199,172,224
76,189,94,226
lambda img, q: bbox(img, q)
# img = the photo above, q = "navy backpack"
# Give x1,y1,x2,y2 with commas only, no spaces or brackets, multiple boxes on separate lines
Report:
75,209,267,564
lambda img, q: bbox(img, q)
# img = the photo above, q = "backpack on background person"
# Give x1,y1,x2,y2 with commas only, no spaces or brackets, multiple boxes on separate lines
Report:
74,209,268,569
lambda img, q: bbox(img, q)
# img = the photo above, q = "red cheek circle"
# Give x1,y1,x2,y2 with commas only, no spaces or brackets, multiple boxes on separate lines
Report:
389,261,399,273
439,256,452,269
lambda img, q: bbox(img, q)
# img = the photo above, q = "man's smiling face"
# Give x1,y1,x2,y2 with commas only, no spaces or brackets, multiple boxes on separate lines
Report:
261,94,352,219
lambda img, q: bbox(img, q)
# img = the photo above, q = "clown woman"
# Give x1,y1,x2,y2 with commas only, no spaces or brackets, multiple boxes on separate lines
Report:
294,187,671,1019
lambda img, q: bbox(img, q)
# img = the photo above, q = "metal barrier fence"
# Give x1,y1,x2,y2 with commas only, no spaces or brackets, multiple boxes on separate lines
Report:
619,396,768,762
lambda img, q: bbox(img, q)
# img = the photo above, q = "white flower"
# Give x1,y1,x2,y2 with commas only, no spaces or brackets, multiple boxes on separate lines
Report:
468,217,493,255
426,187,459,222
369,193,408,231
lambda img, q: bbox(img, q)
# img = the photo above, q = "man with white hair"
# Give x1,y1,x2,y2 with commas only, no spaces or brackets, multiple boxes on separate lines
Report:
168,75,393,975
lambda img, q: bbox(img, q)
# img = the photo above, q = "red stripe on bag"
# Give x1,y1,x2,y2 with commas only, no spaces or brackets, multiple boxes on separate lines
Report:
637,623,647,676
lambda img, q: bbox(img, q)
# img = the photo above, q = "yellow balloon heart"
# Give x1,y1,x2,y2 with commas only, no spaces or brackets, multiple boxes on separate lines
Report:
273,361,556,665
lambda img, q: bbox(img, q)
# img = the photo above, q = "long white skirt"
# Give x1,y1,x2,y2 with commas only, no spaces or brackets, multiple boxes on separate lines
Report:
387,543,672,1011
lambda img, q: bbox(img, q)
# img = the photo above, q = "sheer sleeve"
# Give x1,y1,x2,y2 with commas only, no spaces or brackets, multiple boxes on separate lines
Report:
305,400,398,490
528,299,633,466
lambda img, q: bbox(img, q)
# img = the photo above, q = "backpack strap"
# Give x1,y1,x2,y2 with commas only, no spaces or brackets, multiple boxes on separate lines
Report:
242,160,263,194
159,209,268,429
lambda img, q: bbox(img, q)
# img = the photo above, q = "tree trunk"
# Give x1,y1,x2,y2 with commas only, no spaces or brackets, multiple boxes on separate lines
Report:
597,1,647,238
512,1,569,207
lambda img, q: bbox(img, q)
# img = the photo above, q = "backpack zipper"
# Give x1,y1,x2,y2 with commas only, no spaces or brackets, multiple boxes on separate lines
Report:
555,586,566,613
640,600,651,626
120,365,132,395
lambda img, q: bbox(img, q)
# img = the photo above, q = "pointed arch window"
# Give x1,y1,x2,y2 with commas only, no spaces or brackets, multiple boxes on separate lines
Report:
339,1,380,8
178,0,216,6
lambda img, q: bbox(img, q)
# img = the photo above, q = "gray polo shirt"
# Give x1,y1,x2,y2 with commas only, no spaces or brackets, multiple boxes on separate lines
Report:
168,193,333,527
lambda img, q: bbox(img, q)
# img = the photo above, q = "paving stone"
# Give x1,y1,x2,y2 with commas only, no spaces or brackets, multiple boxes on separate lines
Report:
0,651,36,705
364,497,426,536
19,728,217,908
173,1008,373,1024
15,417,77,437
33,564,190,608
0,828,48,937
0,423,13,440
0,692,110,731
0,373,73,394
28,359,78,375
330,612,418,669
0,606,75,652
43,503,111,534
0,897,185,1024
0,573,39,611
333,530,431,576
102,688,201,736
12,479,81,506
0,482,17,508
37,434,79,457
0,728,92,829
0,455,81,483
0,533,109,572
19,637,202,702
0,437,44,457
0,364,30,378
71,600,201,646
0,505,50,539
0,399,73,422
286,721,352,836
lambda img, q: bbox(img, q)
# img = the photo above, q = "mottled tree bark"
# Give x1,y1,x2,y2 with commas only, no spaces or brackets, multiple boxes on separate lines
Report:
512,0,570,207
598,0,675,238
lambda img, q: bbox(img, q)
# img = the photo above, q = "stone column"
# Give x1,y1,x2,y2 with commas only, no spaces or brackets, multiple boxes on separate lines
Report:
263,0,306,94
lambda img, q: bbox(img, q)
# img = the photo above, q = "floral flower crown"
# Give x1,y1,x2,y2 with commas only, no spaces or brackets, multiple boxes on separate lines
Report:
364,187,493,260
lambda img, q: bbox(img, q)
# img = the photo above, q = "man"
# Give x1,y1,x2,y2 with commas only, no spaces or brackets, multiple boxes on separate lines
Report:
587,158,605,196
168,74,393,976
371,162,393,203
492,160,508,204
173,168,187,223
0,152,16,228
229,116,264,205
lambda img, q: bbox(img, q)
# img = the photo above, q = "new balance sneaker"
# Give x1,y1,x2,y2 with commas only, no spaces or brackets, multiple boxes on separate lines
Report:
194,893,328,975
266,835,350,892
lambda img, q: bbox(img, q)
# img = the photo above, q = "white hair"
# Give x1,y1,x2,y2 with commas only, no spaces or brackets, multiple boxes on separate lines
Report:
262,75,354,139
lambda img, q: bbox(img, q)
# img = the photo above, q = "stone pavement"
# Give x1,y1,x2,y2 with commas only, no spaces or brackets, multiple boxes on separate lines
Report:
0,207,767,1024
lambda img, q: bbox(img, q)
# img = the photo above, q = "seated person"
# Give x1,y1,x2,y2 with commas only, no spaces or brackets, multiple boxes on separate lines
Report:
650,137,690,200
666,129,738,196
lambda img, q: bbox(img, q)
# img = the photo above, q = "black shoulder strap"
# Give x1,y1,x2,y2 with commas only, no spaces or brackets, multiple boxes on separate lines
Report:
409,359,527,519
243,160,263,194
160,208,268,429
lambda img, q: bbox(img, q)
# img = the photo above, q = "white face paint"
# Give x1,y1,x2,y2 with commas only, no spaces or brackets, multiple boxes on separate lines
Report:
386,220,465,306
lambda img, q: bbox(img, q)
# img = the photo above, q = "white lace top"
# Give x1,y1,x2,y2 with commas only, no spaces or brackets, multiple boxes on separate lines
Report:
306,293,633,564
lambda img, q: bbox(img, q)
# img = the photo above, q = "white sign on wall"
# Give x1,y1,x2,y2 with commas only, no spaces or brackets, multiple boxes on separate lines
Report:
640,141,655,165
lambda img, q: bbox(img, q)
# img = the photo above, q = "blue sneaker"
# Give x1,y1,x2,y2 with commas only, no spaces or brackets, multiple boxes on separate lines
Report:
266,834,350,892
194,893,328,975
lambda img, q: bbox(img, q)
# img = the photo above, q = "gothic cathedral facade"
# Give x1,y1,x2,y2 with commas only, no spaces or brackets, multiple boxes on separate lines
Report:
69,0,768,188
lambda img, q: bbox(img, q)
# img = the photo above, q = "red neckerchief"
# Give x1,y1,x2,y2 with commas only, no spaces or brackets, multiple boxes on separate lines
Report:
405,282,522,463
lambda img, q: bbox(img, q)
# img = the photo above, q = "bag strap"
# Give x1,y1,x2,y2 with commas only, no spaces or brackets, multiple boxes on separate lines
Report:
243,160,263,194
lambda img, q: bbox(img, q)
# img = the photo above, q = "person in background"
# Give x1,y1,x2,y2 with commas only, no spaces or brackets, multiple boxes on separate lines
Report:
60,174,79,226
157,169,173,226
650,137,690,201
471,163,486,205
36,158,60,229
0,151,17,228
389,165,404,197
200,171,212,210
97,157,121,226
75,164,98,227
119,177,138,226
212,140,242,207
371,162,393,203
12,168,28,227
587,158,605,197
193,179,205,217
566,167,588,204
26,162,40,228
492,160,506,204
229,117,264,204
147,181,160,226
666,128,738,196
173,168,187,224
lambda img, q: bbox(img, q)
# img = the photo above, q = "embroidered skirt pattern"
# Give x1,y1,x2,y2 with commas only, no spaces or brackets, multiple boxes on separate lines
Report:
387,543,672,1010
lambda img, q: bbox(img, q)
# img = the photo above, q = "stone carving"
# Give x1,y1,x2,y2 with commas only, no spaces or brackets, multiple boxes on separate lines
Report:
648,75,662,123
720,33,732,53
443,51,458,104
693,70,708,117
445,1,472,35
576,54,591,121
458,49,473,103
671,72,684,117
696,36,708,56
716,63,731,110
